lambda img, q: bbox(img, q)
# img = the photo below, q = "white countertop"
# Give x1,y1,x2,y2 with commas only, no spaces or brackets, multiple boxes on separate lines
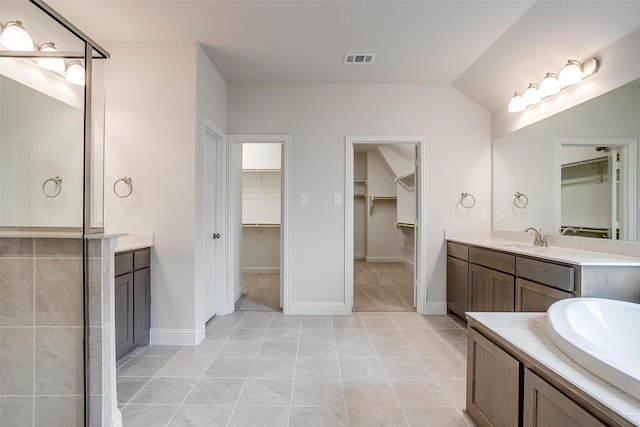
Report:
467,312,640,425
114,233,154,253
447,236,640,266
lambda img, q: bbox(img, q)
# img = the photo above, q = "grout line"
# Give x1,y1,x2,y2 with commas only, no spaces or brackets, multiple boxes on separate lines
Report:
285,314,303,427
224,310,271,427
164,311,249,427
32,241,36,427
332,314,349,427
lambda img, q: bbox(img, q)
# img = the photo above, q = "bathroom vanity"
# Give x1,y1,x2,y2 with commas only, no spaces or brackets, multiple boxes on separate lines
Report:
466,312,640,427
446,237,640,319
115,246,151,360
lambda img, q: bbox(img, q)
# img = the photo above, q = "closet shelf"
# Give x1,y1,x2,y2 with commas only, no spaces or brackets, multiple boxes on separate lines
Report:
242,223,281,228
394,170,415,190
354,193,367,198
395,222,415,229
242,169,281,173
369,195,397,214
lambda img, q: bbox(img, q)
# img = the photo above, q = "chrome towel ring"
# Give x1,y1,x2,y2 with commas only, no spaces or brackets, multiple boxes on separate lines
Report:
460,192,475,208
42,176,62,198
514,192,529,209
113,176,133,198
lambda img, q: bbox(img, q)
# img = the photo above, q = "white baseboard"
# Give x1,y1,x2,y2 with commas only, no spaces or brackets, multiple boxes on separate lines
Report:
423,302,447,315
403,257,415,268
363,256,404,263
150,328,201,345
287,302,348,315
242,267,280,274
354,253,364,260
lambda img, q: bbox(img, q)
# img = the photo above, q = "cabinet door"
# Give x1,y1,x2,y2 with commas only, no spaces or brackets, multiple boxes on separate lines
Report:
115,273,134,359
133,267,150,346
515,279,572,312
524,369,606,427
447,256,469,318
470,264,514,312
467,328,521,427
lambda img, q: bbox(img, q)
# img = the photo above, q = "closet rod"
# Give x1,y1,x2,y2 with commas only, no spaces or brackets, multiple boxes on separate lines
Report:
242,223,281,228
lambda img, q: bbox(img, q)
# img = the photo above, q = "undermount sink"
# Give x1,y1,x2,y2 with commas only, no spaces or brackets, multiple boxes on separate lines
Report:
495,243,533,249
546,298,640,399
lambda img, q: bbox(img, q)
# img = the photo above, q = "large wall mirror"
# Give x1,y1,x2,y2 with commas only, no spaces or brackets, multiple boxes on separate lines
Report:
493,78,640,241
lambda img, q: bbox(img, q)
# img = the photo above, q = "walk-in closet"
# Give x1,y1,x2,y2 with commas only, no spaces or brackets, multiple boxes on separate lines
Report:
353,144,417,311
237,143,282,310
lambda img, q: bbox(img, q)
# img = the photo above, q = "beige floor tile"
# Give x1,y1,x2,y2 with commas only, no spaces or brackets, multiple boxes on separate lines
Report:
249,357,296,379
346,406,408,427
184,378,244,405
130,377,198,405
390,378,451,407
295,357,340,379
121,404,178,427
342,379,399,407
291,379,344,407
168,405,233,427
237,378,293,406
289,407,348,427
228,406,289,427
339,358,386,379
403,406,470,427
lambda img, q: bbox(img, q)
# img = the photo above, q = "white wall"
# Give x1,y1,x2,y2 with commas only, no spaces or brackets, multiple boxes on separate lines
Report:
354,153,366,258
104,43,227,343
228,83,491,311
241,227,280,273
366,151,403,261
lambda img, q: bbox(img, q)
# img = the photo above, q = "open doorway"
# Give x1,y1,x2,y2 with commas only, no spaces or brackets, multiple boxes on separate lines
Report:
352,143,417,311
236,142,283,310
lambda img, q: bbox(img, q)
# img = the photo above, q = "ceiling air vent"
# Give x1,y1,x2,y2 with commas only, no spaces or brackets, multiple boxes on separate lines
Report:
344,53,376,64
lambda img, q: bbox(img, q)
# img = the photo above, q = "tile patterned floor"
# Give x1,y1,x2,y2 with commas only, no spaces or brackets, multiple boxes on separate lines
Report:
236,274,281,311
353,261,414,312
117,312,476,427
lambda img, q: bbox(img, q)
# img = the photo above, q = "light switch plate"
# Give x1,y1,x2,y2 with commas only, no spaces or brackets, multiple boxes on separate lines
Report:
334,193,342,206
480,211,488,223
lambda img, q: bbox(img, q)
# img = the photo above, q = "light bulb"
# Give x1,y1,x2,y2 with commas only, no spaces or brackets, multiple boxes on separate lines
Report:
539,73,560,98
558,60,582,87
66,62,85,86
522,83,541,106
508,92,525,113
0,21,34,51
37,42,65,72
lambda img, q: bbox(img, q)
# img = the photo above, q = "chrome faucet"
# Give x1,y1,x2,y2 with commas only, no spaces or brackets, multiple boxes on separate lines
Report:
524,227,548,247
561,226,578,235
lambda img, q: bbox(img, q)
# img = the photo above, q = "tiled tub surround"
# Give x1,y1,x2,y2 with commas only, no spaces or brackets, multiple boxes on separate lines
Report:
467,312,640,426
117,312,474,427
0,236,117,427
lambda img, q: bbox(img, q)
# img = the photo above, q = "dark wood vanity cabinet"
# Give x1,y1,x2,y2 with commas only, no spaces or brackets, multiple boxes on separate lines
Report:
115,248,151,360
446,242,469,318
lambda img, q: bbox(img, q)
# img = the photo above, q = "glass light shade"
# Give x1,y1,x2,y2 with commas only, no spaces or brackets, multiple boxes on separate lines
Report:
66,62,85,86
0,21,34,51
508,92,525,112
558,60,582,87
539,73,560,98
37,42,65,72
522,84,541,106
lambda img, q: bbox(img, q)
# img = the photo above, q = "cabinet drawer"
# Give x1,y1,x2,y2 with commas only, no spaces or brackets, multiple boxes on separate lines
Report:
469,247,515,274
447,241,468,261
134,248,151,270
115,252,133,276
517,257,575,292
516,278,573,312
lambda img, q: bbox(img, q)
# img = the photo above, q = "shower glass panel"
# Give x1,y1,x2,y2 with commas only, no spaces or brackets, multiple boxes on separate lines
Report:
0,1,108,425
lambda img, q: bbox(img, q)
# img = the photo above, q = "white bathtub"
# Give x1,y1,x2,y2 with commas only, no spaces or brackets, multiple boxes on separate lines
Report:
546,298,640,400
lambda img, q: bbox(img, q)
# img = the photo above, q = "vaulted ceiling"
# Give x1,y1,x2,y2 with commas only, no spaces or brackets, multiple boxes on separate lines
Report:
45,0,640,112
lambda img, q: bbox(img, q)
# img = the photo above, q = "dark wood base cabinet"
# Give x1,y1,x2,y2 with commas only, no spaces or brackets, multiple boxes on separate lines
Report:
467,325,627,427
115,248,151,360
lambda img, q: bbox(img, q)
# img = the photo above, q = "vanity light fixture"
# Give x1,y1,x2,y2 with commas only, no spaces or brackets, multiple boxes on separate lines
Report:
558,59,582,87
539,73,560,98
508,92,526,113
66,61,85,86
508,57,600,112
37,42,65,72
522,83,541,106
0,20,34,51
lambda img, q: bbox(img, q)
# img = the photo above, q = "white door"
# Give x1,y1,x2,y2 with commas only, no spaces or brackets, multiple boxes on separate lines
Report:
204,130,217,322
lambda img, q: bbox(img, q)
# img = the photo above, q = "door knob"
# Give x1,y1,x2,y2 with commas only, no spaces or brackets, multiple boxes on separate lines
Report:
212,233,220,239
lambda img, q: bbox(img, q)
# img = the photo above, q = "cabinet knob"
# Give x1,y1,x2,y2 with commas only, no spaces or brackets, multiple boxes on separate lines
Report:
212,233,221,239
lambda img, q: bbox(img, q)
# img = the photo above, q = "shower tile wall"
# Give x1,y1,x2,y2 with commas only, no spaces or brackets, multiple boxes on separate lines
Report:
0,237,84,426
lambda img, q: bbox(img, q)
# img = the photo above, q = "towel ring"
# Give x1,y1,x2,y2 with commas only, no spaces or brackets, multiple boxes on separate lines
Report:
460,192,475,208
42,176,62,198
113,176,133,198
514,192,529,209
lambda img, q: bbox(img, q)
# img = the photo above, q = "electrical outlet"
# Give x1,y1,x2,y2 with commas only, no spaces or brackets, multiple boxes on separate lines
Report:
300,193,308,206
